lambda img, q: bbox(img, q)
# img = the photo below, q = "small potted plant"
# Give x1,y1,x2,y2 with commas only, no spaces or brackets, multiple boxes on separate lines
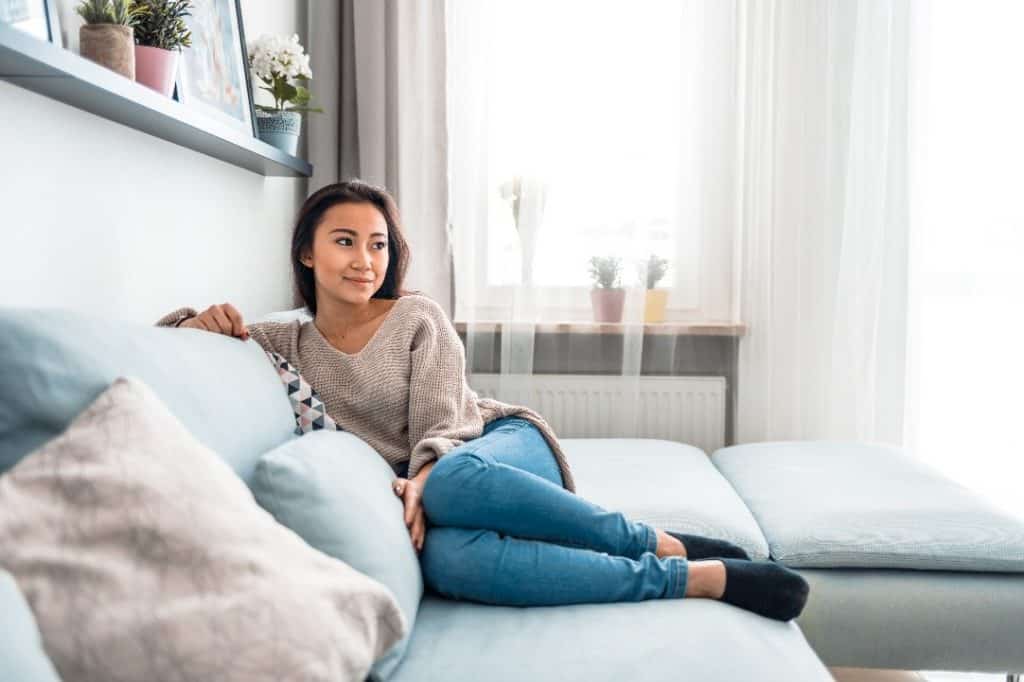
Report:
132,0,191,97
636,254,670,322
247,33,324,155
587,255,626,323
76,0,148,80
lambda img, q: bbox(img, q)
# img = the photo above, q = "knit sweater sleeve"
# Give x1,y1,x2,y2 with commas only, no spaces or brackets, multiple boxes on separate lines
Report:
406,299,484,479
154,307,299,361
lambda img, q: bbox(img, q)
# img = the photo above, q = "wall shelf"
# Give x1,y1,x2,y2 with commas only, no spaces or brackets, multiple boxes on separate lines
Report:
0,23,312,178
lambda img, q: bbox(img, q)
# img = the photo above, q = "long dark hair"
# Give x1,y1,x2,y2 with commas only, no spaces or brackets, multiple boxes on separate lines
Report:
291,179,417,314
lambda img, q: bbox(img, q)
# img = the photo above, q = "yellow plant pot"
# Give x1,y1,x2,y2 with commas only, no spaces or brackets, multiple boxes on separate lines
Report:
643,288,668,322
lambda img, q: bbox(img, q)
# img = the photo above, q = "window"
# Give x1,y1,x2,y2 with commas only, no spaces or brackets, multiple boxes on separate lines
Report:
449,0,736,322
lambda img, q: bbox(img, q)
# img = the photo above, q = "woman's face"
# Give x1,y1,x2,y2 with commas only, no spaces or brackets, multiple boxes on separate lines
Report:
303,201,390,306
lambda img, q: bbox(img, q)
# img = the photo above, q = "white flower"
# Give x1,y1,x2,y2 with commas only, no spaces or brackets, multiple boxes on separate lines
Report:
247,33,314,85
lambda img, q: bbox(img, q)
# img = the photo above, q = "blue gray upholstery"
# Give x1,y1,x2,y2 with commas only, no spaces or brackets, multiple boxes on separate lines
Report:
0,570,62,682
795,567,1024,672
563,438,771,560
712,441,1024,571
0,308,297,484
391,593,833,682
252,430,424,681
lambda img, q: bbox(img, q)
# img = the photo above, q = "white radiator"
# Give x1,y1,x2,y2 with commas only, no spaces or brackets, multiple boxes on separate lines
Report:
468,374,727,454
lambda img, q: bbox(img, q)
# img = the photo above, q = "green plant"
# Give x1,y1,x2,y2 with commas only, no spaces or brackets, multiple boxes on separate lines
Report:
76,0,148,26
132,0,191,50
588,256,623,289
636,254,669,289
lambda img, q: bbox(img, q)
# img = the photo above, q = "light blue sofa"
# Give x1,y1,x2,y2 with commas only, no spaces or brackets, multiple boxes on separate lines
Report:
2,307,1022,681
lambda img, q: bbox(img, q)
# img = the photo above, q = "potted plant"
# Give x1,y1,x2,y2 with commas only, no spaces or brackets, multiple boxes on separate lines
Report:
637,254,670,322
587,255,626,323
131,0,191,97
247,33,323,155
76,0,148,80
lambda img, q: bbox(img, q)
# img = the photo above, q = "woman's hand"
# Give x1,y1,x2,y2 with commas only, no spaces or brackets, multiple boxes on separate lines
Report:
180,303,249,341
392,477,426,553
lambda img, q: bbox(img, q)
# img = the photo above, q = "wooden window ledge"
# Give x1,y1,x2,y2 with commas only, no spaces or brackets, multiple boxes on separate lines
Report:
454,321,747,337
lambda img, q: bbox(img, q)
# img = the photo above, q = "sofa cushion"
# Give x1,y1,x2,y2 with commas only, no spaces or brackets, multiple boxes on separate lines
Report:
712,441,1024,571
0,308,296,483
0,376,406,682
252,430,422,682
0,570,61,682
390,593,832,682
561,438,770,560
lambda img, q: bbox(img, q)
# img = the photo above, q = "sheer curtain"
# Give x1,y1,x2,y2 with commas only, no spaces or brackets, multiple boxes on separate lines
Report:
735,0,910,444
447,0,739,438
448,0,911,447
906,1,1024,518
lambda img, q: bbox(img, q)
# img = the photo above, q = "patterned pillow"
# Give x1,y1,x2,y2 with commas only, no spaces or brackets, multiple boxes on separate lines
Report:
265,351,341,435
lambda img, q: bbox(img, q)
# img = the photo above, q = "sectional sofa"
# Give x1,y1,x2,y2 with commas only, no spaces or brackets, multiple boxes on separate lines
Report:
1,307,1022,681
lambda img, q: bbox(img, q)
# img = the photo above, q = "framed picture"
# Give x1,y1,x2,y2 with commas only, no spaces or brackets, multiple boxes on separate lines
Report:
0,0,61,43
175,0,256,136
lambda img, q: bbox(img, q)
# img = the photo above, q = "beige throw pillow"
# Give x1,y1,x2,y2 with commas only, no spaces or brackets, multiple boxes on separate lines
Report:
0,376,405,682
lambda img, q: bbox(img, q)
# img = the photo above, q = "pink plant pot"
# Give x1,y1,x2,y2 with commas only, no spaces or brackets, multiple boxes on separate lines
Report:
134,45,179,97
590,288,627,323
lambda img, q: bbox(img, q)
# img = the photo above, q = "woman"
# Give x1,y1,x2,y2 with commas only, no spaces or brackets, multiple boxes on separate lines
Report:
157,179,809,621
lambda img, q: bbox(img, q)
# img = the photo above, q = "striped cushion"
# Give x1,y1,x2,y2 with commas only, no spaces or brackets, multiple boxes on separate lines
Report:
712,441,1024,571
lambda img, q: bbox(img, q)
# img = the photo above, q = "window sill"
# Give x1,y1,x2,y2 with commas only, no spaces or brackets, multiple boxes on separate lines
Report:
453,320,747,337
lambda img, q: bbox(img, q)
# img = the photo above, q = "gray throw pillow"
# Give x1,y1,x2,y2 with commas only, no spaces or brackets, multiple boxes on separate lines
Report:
252,431,423,682
0,376,406,682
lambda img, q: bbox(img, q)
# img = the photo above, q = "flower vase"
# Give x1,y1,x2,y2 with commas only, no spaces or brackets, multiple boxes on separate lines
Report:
256,110,302,156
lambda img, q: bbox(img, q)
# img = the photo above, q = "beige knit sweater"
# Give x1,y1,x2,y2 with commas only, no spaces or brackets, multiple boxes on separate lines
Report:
156,295,576,492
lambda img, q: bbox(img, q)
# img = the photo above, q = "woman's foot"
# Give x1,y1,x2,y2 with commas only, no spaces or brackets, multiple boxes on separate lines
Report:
685,559,810,621
666,531,750,560
654,529,750,560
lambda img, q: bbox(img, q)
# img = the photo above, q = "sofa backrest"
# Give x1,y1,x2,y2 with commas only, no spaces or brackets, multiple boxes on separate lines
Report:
0,308,297,484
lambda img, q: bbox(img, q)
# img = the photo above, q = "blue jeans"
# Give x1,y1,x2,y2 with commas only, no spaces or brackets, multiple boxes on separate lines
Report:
418,417,688,606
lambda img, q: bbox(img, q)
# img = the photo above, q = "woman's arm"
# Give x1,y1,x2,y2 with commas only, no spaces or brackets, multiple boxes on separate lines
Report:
393,460,435,553
175,303,249,339
405,300,482,479
155,303,299,361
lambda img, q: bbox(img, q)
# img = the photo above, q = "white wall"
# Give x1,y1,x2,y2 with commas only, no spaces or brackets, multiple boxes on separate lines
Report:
0,1,310,325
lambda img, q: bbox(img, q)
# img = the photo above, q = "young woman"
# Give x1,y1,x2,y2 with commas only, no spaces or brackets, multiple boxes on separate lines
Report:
157,179,809,621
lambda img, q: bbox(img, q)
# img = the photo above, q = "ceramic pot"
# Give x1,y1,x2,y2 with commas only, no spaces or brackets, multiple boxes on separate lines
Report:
134,45,179,96
80,24,134,79
643,288,669,322
590,288,626,323
256,110,302,156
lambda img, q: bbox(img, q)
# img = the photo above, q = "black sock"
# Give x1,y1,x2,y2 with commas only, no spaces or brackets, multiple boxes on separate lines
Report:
716,559,809,621
666,531,750,560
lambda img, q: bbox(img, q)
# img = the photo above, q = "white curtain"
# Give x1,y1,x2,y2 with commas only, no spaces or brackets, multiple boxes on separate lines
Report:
448,0,912,447
735,0,910,444
906,1,1024,518
447,0,740,439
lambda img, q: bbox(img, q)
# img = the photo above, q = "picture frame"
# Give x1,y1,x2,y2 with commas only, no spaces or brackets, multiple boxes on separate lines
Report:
174,0,256,137
0,0,61,44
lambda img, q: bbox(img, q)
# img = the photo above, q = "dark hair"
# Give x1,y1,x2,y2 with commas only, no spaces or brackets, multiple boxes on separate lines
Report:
291,179,417,314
